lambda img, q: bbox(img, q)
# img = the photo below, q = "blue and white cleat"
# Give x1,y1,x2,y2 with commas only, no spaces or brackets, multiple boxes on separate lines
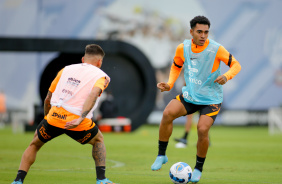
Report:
11,180,23,184
96,178,115,184
191,169,202,183
151,155,168,171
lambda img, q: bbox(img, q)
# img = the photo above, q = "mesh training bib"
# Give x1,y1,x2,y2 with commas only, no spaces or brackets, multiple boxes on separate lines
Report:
51,63,110,119
182,39,223,105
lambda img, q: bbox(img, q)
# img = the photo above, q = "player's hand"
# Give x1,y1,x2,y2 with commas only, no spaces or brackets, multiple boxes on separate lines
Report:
157,82,170,92
64,118,83,129
214,75,227,85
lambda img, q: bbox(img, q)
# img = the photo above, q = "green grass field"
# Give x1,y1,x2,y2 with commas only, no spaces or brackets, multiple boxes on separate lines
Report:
1,124,282,184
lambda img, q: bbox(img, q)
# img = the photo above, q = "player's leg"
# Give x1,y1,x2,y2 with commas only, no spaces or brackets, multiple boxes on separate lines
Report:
19,131,45,171
196,115,213,160
159,99,187,141
11,130,45,184
191,104,221,183
84,126,115,184
88,129,106,167
191,115,213,183
12,119,62,184
151,97,187,171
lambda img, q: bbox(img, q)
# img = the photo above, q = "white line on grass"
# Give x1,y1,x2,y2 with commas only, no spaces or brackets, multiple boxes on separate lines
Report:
30,159,125,172
107,159,125,168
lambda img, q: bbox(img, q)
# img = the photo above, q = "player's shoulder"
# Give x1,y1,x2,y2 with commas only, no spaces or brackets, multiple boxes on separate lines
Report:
176,43,184,51
64,63,82,70
209,39,221,47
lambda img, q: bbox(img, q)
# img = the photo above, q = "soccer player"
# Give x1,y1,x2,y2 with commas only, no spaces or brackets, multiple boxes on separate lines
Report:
12,44,116,184
151,16,241,183
0,90,6,125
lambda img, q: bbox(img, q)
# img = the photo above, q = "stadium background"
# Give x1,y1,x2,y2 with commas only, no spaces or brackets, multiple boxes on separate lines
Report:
0,0,282,129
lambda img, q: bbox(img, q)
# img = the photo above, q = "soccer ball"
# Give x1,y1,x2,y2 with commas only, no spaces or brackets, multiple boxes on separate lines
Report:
169,162,192,184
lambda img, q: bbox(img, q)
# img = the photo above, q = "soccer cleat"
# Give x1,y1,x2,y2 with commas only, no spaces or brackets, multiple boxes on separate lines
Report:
11,180,23,184
190,168,202,183
151,155,168,171
96,178,115,184
174,138,187,145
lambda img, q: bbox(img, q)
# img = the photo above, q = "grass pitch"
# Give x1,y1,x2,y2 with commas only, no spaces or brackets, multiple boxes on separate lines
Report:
1,124,282,184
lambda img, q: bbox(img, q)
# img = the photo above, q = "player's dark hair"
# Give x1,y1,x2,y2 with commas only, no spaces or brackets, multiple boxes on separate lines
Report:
190,16,210,29
85,44,105,57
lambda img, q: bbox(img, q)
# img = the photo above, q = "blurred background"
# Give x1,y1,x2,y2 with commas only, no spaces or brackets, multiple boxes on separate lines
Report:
0,0,282,133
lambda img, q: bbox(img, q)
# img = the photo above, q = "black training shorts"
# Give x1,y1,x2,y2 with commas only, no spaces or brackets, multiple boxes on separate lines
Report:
37,119,98,144
175,94,221,121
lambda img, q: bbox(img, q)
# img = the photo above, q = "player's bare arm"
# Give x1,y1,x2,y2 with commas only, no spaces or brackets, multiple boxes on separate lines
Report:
64,87,102,129
214,75,227,85
157,82,170,92
44,91,52,116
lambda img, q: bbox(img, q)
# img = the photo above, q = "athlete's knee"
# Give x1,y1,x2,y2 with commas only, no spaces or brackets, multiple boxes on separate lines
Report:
89,130,104,145
163,108,178,121
197,125,209,138
95,132,104,143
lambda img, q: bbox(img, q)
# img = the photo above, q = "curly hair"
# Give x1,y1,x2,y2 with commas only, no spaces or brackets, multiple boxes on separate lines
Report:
190,16,210,29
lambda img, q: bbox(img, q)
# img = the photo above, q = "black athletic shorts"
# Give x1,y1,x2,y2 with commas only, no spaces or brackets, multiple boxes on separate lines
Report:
36,119,99,145
175,94,221,121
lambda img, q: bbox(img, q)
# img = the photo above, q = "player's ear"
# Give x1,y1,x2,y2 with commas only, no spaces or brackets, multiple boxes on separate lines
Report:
81,57,85,63
190,29,193,36
98,59,103,68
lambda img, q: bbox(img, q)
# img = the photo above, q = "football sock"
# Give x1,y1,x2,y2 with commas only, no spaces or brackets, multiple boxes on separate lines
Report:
195,155,206,172
183,132,189,140
158,140,168,156
15,170,27,182
96,166,106,180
